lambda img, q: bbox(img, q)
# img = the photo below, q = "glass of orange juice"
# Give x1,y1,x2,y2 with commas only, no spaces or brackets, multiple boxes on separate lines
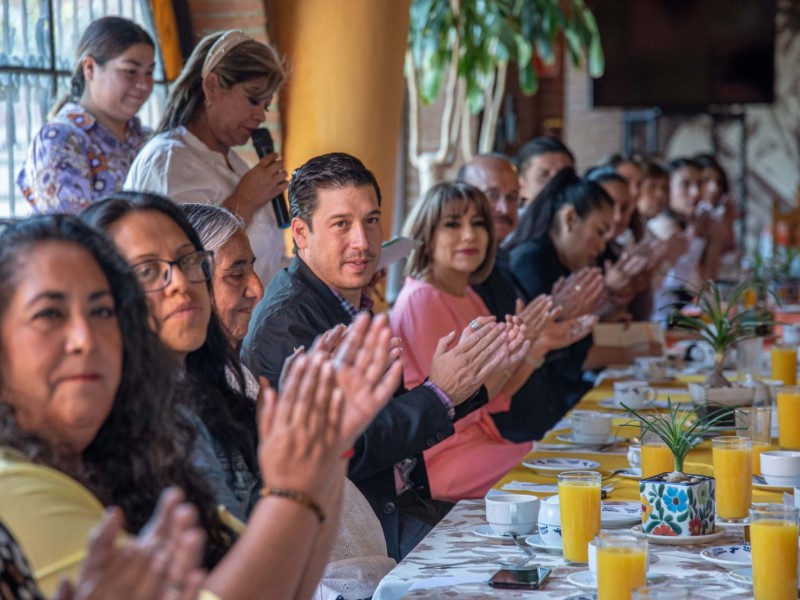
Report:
777,386,800,449
596,532,647,600
772,345,798,386
712,436,752,522
735,407,773,475
640,429,674,478
749,504,799,600
558,471,601,563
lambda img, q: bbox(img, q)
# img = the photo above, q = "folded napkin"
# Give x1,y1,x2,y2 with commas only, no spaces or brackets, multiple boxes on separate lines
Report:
534,442,627,455
501,481,559,493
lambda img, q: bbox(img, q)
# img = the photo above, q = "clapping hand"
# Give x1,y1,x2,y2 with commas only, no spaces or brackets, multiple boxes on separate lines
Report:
57,488,206,600
551,267,605,319
514,294,553,343
332,313,403,450
428,318,510,404
257,353,344,500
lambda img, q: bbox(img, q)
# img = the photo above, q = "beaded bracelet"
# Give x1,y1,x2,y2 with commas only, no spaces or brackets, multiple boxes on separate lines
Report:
261,487,326,523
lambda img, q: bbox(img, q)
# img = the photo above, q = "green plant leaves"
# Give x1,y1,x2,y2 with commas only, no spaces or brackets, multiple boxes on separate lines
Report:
407,0,603,112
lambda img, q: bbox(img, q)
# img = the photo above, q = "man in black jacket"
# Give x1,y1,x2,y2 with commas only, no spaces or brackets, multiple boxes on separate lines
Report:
242,152,505,560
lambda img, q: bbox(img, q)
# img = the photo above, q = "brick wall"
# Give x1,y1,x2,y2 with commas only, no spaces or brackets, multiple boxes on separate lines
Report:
184,0,282,153
563,61,624,172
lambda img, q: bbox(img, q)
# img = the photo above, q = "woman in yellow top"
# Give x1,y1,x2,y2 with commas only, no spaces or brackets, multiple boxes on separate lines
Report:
0,215,396,599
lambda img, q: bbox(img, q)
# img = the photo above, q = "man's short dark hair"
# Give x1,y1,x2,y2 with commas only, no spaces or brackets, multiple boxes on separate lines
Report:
288,152,382,228
517,136,575,173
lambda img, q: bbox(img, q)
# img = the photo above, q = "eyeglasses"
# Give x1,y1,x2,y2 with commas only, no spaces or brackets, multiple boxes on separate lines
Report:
131,251,214,292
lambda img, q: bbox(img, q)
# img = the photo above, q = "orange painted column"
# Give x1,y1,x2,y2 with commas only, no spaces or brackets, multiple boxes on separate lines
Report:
271,0,410,238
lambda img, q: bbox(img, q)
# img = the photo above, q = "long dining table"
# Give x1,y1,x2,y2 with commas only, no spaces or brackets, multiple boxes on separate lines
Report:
373,375,787,599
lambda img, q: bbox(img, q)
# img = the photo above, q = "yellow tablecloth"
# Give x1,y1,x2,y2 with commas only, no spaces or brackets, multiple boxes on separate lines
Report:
494,377,786,504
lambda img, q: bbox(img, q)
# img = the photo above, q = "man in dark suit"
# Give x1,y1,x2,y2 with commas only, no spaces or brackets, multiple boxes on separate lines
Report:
242,152,506,560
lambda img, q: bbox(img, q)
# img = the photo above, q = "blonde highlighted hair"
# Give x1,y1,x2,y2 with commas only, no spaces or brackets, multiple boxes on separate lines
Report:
158,30,285,133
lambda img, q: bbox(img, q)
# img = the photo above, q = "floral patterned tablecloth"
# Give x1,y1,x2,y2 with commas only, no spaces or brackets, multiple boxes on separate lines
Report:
373,500,754,599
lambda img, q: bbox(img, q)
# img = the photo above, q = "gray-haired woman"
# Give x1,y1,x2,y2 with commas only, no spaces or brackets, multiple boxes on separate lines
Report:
126,30,288,287
182,203,264,348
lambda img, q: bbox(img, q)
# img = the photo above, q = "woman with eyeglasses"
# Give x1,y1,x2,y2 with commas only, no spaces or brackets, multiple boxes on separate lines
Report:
0,214,394,600
82,192,266,524
126,29,289,288
17,17,155,214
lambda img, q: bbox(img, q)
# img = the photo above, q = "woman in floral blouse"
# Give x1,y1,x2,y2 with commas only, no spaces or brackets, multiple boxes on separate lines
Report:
17,17,154,214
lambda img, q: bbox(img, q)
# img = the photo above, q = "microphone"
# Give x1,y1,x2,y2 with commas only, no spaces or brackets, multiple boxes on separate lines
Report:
251,128,290,229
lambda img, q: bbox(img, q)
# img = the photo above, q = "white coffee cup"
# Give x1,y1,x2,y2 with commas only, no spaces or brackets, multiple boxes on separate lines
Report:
571,410,613,443
485,494,539,536
784,324,800,346
537,495,562,547
633,357,668,380
627,444,642,469
614,380,657,409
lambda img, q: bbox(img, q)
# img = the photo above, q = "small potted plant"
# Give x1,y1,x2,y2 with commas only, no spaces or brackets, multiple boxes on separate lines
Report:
622,399,730,538
668,280,771,387
667,280,774,423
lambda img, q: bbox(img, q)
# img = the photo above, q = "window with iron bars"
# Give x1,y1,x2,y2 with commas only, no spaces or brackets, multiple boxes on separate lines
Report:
0,0,168,217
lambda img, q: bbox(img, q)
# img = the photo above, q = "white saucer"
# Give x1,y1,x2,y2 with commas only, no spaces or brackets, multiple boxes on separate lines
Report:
598,398,630,410
631,524,727,545
601,501,642,528
617,468,642,479
556,433,619,447
700,544,751,569
524,533,563,554
753,474,797,492
566,570,667,591
522,457,601,474
471,524,516,543
728,567,800,589
652,397,692,409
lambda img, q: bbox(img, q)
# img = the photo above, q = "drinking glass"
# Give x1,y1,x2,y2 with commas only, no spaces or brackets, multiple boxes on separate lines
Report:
737,336,763,380
712,436,752,522
640,428,673,478
735,407,773,475
557,470,600,563
777,386,800,449
771,345,798,386
596,532,647,600
749,504,799,600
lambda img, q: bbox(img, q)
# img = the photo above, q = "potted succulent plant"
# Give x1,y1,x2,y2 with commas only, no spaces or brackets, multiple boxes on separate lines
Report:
668,280,771,388
622,399,730,538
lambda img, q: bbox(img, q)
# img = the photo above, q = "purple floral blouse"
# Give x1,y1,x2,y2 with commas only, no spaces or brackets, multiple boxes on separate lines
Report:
16,102,148,214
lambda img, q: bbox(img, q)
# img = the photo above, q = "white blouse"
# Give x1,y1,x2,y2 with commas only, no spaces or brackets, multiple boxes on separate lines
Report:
125,126,288,288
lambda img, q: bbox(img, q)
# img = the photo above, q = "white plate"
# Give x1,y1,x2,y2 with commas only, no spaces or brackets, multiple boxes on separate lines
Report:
753,475,797,492
631,524,727,545
522,457,601,474
471,524,515,543
617,468,642,479
652,397,693,409
556,434,619,447
728,567,800,590
700,544,751,569
566,570,667,591
524,533,563,554
601,501,642,527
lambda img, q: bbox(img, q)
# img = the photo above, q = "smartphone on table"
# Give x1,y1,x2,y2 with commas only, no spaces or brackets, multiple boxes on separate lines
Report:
488,565,552,590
